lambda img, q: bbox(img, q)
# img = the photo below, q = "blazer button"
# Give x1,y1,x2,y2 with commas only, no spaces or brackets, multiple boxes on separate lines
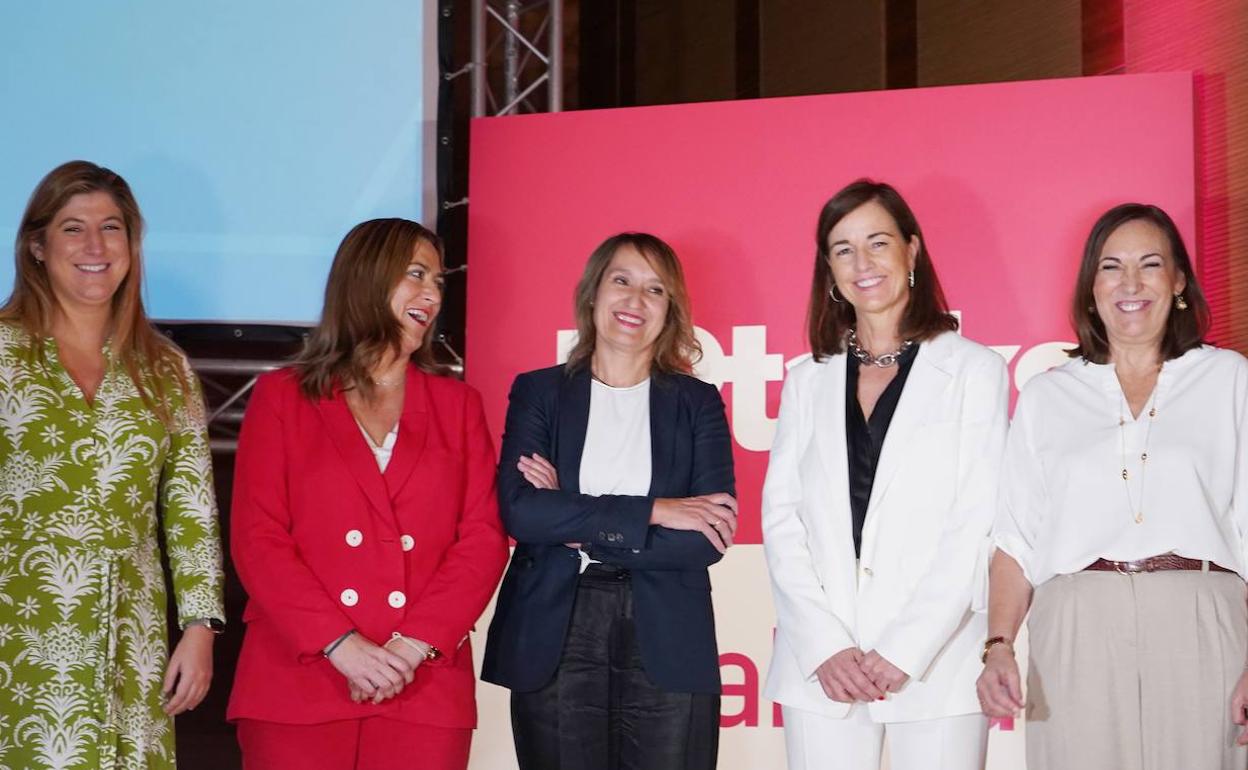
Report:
388,591,407,608
345,529,363,547
340,588,359,606
400,534,415,552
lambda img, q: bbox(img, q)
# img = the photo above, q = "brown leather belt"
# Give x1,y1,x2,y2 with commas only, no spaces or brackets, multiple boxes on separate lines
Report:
1084,555,1236,575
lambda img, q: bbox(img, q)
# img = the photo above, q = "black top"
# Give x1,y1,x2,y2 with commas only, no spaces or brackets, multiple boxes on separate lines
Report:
845,343,920,557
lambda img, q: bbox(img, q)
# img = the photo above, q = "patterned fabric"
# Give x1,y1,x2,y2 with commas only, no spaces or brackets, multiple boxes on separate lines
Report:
0,322,225,770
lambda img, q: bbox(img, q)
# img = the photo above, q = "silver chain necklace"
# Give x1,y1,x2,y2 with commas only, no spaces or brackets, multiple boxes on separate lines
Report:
846,329,914,368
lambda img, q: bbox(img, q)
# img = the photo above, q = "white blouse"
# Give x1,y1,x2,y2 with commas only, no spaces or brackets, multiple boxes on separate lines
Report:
579,377,652,496
993,346,1248,586
356,420,398,473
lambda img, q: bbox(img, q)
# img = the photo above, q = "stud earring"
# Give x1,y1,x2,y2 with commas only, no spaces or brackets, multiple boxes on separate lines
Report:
1174,292,1188,311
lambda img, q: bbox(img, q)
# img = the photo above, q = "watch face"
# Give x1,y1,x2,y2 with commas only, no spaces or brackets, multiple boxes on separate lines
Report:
194,618,226,634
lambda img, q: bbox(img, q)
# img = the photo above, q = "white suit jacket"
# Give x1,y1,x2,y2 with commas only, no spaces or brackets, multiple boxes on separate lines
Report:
762,331,1008,723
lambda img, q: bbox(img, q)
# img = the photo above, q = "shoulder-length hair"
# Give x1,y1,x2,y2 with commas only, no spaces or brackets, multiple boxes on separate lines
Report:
1068,203,1209,363
295,218,443,400
807,179,958,360
564,232,702,376
1,160,188,423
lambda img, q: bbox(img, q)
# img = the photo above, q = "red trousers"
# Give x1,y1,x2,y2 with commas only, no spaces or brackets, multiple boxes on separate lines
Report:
236,717,472,770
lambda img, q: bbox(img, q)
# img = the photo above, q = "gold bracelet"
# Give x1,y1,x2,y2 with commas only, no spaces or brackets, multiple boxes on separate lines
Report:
982,635,1014,663
390,632,441,661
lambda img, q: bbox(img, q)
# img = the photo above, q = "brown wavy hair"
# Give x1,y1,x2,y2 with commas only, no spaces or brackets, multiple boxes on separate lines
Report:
295,218,444,400
1,160,189,423
1067,203,1209,363
564,232,702,375
807,179,958,360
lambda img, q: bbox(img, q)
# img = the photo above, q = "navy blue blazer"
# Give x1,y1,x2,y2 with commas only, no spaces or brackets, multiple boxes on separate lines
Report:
482,364,735,695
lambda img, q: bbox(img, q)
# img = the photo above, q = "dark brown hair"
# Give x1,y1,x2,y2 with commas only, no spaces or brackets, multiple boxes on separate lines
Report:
1068,203,1209,363
1,160,189,423
807,178,958,360
564,232,701,375
295,218,444,399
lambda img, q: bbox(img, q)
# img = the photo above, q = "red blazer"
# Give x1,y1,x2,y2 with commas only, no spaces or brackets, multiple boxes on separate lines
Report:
226,366,508,728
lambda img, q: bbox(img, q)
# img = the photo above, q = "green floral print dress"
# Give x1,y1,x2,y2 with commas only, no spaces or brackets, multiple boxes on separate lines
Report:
0,322,225,770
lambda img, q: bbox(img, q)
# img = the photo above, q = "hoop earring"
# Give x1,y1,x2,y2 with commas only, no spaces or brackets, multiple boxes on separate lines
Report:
1174,292,1188,311
908,270,915,288
829,285,845,304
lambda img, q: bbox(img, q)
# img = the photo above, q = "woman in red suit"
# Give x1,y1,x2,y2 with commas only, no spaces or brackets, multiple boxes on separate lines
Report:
227,219,509,770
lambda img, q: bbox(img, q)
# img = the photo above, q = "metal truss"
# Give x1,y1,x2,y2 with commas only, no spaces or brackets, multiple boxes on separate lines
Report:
469,0,564,117
193,358,282,453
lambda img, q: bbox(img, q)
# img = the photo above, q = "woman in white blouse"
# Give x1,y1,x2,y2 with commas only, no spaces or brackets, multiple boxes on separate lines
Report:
977,203,1248,769
763,179,1009,770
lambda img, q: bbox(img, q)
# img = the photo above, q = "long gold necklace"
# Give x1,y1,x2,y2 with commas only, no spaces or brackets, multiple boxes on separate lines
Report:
1117,367,1162,525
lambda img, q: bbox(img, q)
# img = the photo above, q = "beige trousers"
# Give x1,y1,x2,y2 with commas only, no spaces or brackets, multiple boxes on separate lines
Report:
1027,569,1248,770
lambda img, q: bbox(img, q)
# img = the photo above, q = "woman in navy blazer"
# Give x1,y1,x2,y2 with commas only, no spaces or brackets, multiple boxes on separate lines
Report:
483,232,736,770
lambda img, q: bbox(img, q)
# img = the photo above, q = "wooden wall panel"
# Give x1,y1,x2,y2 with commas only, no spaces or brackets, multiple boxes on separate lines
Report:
917,0,1082,86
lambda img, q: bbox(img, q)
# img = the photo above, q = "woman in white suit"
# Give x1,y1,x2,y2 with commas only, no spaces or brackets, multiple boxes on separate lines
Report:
763,179,1009,770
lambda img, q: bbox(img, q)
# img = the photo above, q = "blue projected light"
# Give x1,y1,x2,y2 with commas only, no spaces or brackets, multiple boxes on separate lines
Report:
0,3,426,323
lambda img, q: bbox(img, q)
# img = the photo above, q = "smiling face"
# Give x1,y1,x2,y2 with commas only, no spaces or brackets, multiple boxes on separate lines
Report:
825,199,918,321
1092,218,1186,356
30,191,131,315
388,239,444,356
591,244,671,359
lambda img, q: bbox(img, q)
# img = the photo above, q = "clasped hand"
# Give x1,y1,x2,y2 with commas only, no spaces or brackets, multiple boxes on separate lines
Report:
815,647,909,702
518,453,739,553
327,633,428,704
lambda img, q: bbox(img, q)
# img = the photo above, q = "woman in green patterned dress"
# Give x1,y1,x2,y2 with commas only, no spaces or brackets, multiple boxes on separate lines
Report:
0,161,226,770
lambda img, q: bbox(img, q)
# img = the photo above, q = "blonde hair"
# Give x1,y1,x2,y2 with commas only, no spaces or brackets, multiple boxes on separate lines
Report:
565,232,701,375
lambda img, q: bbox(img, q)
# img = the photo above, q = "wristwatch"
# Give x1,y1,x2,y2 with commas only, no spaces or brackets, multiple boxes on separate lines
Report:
186,617,226,634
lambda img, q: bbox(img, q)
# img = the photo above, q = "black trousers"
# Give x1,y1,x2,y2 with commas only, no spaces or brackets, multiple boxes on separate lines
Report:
510,565,720,770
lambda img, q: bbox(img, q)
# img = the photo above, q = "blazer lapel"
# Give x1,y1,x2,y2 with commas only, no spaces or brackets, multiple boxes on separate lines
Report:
555,367,592,494
865,336,953,514
647,373,676,496
812,355,853,533
383,365,429,498
316,389,393,519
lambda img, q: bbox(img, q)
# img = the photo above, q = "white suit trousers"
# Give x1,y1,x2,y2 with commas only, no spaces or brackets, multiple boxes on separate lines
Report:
781,704,987,770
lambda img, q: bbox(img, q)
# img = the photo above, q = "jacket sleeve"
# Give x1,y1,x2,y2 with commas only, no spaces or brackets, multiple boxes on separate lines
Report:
870,353,1010,680
588,380,735,570
762,367,859,679
395,387,509,663
498,373,654,550
230,375,355,660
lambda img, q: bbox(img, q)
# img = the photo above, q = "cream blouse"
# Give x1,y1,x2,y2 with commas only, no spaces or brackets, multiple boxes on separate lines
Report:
993,345,1248,586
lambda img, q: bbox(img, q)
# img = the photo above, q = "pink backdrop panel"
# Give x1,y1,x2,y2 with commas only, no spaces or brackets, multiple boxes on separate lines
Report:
465,72,1195,545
